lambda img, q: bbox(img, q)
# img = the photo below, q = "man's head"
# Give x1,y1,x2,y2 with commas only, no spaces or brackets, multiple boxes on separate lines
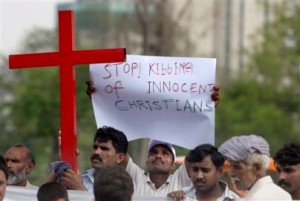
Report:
94,166,133,201
186,144,225,194
273,143,300,199
4,144,35,186
219,134,270,191
91,126,128,169
0,155,8,201
146,139,176,174
37,181,69,201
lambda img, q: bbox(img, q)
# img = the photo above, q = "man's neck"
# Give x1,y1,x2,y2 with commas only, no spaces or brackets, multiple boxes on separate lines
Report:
10,179,27,187
196,181,224,201
149,172,170,189
292,191,300,200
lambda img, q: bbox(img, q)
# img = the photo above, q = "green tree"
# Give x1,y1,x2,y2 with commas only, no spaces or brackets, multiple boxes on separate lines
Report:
1,1,195,184
216,0,300,154
0,27,96,184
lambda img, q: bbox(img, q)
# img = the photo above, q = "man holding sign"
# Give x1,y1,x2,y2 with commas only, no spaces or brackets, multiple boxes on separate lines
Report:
83,55,220,196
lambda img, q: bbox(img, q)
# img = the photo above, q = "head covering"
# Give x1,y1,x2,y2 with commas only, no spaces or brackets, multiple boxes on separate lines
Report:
219,134,270,161
148,139,176,160
51,161,72,177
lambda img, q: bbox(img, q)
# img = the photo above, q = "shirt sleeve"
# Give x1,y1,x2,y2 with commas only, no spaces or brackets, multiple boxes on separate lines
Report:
173,163,192,188
126,157,145,184
82,169,94,192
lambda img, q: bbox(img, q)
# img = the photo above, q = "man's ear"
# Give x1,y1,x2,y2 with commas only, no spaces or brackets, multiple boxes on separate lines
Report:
217,166,224,179
116,153,125,165
26,162,35,174
253,162,262,170
252,162,263,175
171,162,176,170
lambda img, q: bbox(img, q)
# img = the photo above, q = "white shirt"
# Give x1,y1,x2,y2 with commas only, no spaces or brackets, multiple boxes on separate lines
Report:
245,175,292,200
82,168,94,192
183,180,241,201
126,157,191,196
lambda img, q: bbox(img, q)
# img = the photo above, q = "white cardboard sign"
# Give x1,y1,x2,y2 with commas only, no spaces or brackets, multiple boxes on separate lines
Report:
90,55,216,149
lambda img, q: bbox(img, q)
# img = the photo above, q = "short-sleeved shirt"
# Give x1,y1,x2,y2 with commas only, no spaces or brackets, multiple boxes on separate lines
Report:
25,180,38,189
183,180,241,201
126,157,191,196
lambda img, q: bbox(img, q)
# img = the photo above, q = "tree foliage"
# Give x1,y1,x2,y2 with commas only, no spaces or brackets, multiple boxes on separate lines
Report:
216,0,300,154
0,1,194,183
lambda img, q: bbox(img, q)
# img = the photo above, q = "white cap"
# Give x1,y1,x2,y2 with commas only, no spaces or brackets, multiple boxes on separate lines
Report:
148,139,176,160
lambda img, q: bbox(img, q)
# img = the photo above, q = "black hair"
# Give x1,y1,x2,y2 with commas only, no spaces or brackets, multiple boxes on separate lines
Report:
186,144,225,168
93,126,128,154
273,143,300,166
37,181,69,201
0,155,8,180
94,166,133,201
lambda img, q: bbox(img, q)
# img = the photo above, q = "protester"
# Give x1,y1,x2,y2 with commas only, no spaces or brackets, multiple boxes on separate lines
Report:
167,144,240,201
37,181,69,201
94,166,134,201
219,134,292,200
45,126,129,192
0,155,8,201
123,139,192,196
273,143,300,200
4,144,37,188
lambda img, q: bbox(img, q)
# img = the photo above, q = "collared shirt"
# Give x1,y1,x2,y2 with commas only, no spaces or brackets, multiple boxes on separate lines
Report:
82,168,95,192
182,180,241,201
126,157,191,196
245,175,292,200
25,180,38,189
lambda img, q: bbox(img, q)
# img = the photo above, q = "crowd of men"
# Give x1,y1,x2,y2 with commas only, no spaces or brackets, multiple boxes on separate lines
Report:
0,84,299,200
0,129,299,201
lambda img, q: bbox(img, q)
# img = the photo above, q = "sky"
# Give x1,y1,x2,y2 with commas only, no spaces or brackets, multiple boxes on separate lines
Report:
0,0,75,56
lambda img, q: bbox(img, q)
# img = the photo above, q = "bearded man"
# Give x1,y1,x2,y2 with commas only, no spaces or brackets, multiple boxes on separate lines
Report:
4,144,37,188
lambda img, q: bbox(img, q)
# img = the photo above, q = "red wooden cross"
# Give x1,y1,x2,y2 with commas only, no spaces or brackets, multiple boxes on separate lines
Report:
9,10,126,170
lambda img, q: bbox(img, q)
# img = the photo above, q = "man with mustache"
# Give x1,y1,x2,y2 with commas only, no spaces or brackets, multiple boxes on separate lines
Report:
124,139,193,196
48,126,128,191
273,143,300,200
167,144,240,201
4,144,37,188
219,134,292,200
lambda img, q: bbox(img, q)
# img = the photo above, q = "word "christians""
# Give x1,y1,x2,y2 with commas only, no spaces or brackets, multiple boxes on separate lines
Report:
114,99,213,113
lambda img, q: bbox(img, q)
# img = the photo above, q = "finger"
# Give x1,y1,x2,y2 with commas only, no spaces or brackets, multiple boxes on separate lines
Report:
76,148,80,157
213,85,220,91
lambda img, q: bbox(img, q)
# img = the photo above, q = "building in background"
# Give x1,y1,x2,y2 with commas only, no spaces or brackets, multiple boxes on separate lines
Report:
57,0,282,84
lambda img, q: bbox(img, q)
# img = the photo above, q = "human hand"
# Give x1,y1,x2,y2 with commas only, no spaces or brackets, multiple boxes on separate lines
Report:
59,169,87,191
86,80,96,99
167,190,187,201
211,85,220,107
43,169,57,183
58,130,80,160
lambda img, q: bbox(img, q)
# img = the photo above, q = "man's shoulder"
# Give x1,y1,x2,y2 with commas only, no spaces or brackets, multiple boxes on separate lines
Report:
82,168,94,178
25,180,38,188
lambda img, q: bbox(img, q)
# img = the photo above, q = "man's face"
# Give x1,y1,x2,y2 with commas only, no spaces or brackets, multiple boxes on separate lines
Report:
146,145,175,174
0,170,6,201
277,163,300,197
90,140,124,169
189,155,222,193
229,160,257,191
4,147,31,186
